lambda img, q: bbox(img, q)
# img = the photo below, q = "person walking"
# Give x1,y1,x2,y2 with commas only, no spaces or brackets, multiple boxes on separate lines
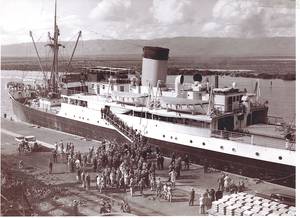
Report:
215,189,223,201
129,177,134,197
156,177,162,198
189,188,195,206
209,188,216,202
171,152,176,165
139,178,144,196
183,154,190,170
53,150,57,163
217,174,225,191
49,159,53,174
86,173,90,190
81,171,86,188
169,170,176,187
204,192,212,211
199,194,205,215
167,185,172,202
96,174,101,192
93,157,97,172
224,174,231,192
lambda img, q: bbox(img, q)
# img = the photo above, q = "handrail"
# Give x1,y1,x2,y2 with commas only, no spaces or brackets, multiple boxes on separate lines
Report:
102,108,146,145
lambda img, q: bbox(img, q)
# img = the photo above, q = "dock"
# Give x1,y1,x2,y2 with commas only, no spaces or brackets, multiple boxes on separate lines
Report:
1,117,295,216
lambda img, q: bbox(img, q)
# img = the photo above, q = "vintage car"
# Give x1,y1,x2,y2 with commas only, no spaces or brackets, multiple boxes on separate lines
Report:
15,135,39,152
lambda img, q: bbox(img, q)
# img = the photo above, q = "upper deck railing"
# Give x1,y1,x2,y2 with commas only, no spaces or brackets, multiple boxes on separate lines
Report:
210,128,295,151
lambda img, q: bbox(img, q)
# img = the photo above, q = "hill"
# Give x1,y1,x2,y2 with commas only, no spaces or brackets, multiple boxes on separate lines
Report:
1,37,295,57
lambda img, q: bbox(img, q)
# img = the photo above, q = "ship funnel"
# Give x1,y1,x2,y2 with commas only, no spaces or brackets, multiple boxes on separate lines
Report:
141,46,169,87
175,74,184,96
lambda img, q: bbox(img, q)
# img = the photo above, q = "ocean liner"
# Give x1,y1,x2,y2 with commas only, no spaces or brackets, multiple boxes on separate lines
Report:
8,0,295,188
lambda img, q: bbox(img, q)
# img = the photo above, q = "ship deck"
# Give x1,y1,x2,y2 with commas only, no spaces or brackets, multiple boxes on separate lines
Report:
229,124,294,150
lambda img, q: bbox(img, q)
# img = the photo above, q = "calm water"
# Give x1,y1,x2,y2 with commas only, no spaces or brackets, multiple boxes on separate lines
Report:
1,70,295,123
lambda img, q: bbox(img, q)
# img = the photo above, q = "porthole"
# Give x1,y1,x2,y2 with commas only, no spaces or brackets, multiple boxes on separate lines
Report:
202,142,205,146
175,137,178,140
170,136,173,139
163,135,165,138
278,156,282,160
232,148,236,152
97,121,99,123
220,146,224,149
190,140,193,143
255,152,259,156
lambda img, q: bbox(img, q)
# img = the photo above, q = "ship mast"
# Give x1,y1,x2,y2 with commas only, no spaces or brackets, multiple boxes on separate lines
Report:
47,0,63,94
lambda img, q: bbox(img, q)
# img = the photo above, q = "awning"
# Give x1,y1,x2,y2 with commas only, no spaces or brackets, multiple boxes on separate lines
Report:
112,91,148,99
159,96,207,106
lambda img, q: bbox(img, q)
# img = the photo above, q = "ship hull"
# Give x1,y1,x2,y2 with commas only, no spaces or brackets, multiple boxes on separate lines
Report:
10,96,128,143
11,96,295,188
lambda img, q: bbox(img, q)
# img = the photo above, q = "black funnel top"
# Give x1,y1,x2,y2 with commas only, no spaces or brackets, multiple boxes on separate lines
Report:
143,46,169,60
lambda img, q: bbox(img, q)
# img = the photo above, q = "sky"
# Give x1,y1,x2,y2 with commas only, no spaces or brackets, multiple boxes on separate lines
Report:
0,0,296,45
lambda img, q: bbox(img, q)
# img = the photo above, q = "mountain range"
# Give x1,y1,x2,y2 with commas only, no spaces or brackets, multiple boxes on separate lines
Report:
1,37,295,57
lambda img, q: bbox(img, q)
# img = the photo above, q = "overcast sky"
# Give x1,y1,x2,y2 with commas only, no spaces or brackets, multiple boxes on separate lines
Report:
0,0,296,45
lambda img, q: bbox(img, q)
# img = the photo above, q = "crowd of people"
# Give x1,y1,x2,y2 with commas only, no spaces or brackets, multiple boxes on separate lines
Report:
48,138,246,215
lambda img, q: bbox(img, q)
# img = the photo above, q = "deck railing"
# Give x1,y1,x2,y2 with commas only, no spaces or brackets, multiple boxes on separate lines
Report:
210,128,295,151
211,129,251,139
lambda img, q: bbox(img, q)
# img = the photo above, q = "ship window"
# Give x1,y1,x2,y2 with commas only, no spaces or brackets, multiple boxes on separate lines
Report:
220,146,224,149
92,84,94,88
170,136,173,139
175,137,178,140
255,152,259,156
74,115,75,117
120,86,124,92
202,142,205,146
163,134,165,138
232,148,236,152
102,85,105,89
190,140,193,143
278,156,282,160
97,121,99,123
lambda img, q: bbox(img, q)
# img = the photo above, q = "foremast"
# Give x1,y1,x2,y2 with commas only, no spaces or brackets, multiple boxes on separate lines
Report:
46,0,63,94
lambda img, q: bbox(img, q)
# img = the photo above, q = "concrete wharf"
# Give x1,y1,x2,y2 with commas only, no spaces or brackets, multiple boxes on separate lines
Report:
1,118,295,216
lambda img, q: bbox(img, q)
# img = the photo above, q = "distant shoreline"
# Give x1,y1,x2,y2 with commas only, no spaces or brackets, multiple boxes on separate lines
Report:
1,56,295,81
168,68,295,81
